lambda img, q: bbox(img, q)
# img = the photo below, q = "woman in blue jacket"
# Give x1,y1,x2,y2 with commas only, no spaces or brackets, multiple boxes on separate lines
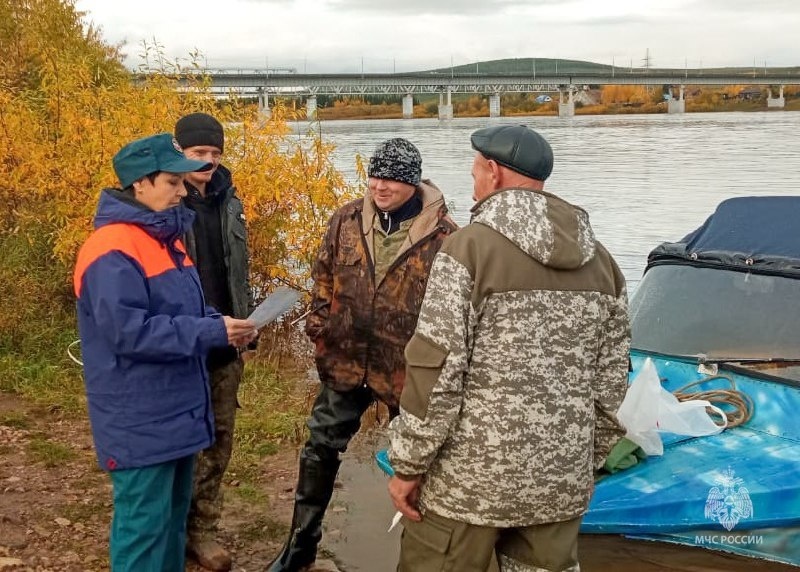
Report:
73,133,257,572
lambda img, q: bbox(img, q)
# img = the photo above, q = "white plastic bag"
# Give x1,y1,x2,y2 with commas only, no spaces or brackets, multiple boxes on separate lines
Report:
616,358,727,456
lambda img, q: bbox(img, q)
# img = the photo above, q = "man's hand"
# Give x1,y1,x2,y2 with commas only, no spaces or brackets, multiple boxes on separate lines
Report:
388,475,423,522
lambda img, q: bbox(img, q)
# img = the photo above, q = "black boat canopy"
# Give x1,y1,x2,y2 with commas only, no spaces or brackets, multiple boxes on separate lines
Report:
630,196,800,362
648,196,800,278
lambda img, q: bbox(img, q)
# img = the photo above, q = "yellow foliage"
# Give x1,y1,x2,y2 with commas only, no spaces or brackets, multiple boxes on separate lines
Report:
0,0,356,354
601,85,649,104
722,85,746,98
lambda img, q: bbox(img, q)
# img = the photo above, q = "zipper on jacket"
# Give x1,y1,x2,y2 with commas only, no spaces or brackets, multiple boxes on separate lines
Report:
379,224,449,289
354,208,451,390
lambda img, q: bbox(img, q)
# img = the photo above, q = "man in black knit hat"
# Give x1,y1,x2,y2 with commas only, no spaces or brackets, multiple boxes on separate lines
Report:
175,112,255,572
268,138,457,571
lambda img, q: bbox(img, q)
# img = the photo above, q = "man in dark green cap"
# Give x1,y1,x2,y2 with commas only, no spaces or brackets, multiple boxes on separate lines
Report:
388,124,630,572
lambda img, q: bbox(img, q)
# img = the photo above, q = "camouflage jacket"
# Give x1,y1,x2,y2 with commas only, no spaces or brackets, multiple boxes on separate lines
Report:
305,180,457,408
388,187,630,527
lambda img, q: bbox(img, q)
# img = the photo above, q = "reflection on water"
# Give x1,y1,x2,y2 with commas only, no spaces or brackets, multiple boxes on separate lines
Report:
293,111,800,288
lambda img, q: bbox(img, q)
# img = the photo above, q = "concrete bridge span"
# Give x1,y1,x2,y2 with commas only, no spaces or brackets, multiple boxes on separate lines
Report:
169,70,800,119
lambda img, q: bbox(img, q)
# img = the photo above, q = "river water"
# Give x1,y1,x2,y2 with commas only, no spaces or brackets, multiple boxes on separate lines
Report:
287,111,800,571
300,110,800,288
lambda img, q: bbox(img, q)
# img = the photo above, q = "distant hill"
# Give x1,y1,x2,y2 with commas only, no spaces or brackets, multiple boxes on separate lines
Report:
423,57,800,77
426,58,611,75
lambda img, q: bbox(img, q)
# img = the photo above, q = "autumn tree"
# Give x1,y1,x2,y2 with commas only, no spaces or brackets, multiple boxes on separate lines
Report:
0,0,355,400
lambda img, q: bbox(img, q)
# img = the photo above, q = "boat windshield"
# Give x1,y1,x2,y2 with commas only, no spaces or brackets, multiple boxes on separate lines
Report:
630,263,800,364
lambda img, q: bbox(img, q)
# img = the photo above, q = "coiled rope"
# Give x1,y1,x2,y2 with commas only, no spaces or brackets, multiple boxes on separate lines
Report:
672,375,754,428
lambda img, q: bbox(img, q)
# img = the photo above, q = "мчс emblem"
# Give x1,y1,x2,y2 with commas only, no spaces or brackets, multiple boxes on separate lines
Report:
704,467,753,531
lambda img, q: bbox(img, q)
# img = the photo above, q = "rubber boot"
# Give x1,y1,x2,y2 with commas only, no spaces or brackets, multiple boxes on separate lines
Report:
267,452,341,571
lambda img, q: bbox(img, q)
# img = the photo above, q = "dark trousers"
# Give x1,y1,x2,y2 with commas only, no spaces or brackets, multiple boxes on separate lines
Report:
305,383,378,460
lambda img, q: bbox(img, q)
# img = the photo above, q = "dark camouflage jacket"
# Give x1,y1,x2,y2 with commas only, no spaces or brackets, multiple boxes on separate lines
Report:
389,187,630,527
305,181,457,408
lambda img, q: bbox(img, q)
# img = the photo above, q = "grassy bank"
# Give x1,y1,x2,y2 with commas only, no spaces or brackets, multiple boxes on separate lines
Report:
0,338,311,498
229,352,312,485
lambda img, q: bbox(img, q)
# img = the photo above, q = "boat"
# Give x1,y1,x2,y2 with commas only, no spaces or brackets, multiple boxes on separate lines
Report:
582,195,800,567
377,196,800,567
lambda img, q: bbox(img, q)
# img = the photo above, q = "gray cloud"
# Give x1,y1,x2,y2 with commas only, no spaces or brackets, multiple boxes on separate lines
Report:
327,0,560,16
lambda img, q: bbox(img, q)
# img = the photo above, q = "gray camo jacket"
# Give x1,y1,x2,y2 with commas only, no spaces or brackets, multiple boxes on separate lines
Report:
388,187,630,527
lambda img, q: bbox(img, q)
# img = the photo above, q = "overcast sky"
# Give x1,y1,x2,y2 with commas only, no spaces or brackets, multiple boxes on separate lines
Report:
75,0,799,73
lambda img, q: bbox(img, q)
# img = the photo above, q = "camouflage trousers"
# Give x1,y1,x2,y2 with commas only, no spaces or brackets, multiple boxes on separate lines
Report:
187,358,243,539
398,511,581,572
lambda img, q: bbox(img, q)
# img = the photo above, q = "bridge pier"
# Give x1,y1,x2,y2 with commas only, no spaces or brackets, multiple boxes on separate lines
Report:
438,89,453,121
489,93,501,117
306,96,317,120
257,89,271,119
668,85,685,114
767,85,785,109
558,87,574,118
402,94,414,119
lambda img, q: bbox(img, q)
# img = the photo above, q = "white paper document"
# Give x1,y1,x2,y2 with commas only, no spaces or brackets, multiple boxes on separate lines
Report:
247,286,302,330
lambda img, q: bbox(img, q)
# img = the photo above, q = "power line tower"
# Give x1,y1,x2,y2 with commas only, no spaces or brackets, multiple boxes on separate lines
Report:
642,48,653,70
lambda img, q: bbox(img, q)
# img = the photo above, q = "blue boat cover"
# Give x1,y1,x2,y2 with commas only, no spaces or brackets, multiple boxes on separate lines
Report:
375,352,800,566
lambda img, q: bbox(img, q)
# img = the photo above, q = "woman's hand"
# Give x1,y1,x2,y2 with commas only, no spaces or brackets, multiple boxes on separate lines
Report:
223,317,258,347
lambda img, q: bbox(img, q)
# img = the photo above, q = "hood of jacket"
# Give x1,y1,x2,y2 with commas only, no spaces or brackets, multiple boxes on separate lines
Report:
94,188,195,244
360,179,450,258
470,187,595,270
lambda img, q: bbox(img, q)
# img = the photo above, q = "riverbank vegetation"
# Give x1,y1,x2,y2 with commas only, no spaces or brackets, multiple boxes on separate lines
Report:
310,84,800,120
0,0,356,460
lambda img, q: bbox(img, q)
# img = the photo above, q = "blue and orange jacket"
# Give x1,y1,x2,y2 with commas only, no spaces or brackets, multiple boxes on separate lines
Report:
74,189,229,471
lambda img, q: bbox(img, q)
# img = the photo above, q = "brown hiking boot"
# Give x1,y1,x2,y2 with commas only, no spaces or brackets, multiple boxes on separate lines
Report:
186,537,232,571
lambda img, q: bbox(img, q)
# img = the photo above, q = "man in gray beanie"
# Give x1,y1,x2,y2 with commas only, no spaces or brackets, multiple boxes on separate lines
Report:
176,112,256,572
388,125,629,571
268,138,457,571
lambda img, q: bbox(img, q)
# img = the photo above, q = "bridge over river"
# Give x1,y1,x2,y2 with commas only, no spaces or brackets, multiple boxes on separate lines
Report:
186,69,800,119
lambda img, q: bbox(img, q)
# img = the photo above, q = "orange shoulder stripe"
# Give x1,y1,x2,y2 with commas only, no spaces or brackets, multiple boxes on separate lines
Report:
73,224,194,297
